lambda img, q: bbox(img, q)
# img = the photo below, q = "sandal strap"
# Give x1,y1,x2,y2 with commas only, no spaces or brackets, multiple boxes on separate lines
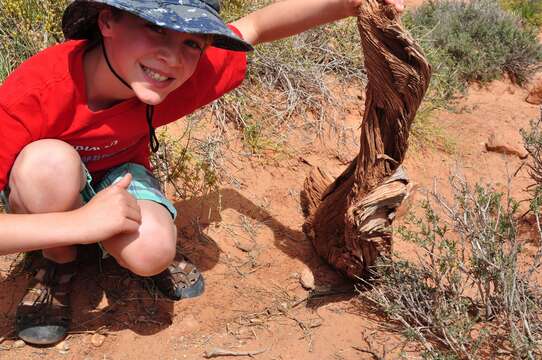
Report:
16,259,76,329
151,255,204,300
167,259,200,287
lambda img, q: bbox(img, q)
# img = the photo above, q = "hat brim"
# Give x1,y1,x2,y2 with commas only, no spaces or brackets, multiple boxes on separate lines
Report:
62,0,253,52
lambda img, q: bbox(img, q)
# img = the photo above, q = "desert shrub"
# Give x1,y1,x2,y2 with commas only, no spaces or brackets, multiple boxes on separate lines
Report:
150,126,222,199
404,0,542,89
403,0,542,150
0,0,68,81
500,0,542,26
522,109,542,242
363,176,542,359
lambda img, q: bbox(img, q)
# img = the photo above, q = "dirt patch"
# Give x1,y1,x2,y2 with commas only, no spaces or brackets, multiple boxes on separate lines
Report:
0,4,540,359
0,76,539,359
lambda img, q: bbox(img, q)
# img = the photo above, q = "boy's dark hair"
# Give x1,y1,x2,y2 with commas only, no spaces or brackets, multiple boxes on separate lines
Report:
69,3,122,43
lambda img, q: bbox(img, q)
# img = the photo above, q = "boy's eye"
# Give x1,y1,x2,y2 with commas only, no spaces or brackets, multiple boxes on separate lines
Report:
184,39,204,51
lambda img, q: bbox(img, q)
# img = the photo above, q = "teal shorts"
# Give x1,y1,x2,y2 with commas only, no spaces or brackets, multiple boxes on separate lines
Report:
87,163,177,258
0,162,176,219
1,162,176,258
82,163,177,219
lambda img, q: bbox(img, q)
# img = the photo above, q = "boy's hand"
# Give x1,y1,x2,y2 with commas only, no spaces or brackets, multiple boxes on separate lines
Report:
73,173,141,243
346,0,405,14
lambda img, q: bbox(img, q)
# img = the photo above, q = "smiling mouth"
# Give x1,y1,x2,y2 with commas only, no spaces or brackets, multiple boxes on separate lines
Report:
141,65,172,82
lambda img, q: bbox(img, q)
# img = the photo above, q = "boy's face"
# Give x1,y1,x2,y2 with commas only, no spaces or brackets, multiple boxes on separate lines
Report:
99,9,208,105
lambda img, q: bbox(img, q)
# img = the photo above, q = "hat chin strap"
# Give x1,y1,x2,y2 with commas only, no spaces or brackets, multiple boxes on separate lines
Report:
102,41,160,153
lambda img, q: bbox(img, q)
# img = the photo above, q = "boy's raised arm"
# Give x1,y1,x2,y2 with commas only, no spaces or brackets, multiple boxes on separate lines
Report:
231,0,404,46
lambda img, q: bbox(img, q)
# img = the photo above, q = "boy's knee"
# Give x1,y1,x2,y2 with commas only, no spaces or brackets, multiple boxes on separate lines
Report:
11,139,83,188
9,139,85,212
119,225,177,277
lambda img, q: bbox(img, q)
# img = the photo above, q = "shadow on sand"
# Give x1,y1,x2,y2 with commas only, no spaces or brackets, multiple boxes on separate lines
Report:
0,187,354,345
173,188,356,308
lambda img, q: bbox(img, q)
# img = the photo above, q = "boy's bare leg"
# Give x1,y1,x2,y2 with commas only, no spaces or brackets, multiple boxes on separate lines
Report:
8,139,87,262
8,139,85,344
101,201,202,300
101,200,176,276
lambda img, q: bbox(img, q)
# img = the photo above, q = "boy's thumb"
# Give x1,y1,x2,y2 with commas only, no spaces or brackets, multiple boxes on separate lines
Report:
114,173,132,189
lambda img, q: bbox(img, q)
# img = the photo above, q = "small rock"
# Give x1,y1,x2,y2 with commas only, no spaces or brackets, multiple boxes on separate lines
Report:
55,340,69,353
235,241,255,253
12,340,25,349
300,268,315,290
91,333,106,347
485,132,528,159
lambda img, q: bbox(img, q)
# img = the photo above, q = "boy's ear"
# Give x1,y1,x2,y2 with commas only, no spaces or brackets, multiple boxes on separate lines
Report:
97,8,115,38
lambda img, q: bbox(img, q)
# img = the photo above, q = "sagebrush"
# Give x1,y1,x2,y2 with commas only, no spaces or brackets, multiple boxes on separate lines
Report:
363,176,542,359
404,0,542,87
366,111,542,359
500,0,542,26
404,0,542,150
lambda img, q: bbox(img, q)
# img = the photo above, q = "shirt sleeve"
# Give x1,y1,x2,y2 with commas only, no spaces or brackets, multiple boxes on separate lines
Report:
0,104,34,191
153,25,248,126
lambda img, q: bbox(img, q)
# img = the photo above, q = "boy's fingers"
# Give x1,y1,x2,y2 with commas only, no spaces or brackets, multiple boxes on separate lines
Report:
122,219,141,234
126,206,142,224
383,0,404,12
114,173,133,189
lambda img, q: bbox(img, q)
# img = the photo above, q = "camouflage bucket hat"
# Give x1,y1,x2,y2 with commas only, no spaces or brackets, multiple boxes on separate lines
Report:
62,0,253,52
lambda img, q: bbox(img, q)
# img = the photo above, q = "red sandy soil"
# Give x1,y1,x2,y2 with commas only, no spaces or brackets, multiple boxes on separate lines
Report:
0,7,540,360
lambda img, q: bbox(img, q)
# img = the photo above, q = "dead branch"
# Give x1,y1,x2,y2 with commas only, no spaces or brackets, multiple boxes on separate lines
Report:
204,347,269,358
301,0,431,279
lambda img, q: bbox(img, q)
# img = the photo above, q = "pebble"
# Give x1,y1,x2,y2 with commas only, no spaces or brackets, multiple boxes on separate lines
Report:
55,340,69,353
300,268,315,290
526,76,542,105
485,132,528,159
91,333,106,347
290,272,300,279
12,340,25,349
236,241,255,252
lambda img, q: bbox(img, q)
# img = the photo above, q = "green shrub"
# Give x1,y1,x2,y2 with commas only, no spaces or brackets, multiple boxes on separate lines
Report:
404,0,542,88
363,176,542,359
150,126,222,199
403,0,542,150
0,0,68,81
501,0,542,26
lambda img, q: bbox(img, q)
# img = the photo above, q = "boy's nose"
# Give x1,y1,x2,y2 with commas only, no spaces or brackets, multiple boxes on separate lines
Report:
156,44,183,68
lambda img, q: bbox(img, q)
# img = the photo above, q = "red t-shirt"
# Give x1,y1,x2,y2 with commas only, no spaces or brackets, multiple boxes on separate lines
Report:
0,28,247,190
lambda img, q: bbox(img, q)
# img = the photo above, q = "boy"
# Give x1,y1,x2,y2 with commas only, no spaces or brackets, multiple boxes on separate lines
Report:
0,0,403,345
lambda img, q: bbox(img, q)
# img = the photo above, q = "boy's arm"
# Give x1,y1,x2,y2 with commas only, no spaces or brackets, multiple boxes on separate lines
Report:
0,174,141,255
0,212,95,254
231,0,404,46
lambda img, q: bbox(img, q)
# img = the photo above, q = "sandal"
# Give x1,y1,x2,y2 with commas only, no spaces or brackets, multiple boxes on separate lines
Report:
15,259,77,345
151,255,204,301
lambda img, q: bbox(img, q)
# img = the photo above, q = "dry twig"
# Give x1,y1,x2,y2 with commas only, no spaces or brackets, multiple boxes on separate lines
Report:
204,347,269,358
